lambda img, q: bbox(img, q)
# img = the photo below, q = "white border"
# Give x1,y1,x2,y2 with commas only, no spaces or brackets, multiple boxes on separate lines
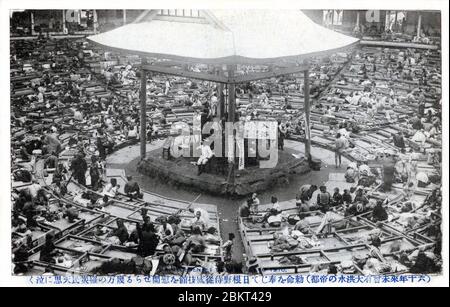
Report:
0,0,448,287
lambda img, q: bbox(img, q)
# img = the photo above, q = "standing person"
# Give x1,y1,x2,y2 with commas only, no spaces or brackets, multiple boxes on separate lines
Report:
382,154,397,192
418,101,426,118
222,233,235,262
335,133,346,168
164,79,171,95
70,153,88,186
147,122,153,144
96,128,107,160
89,156,101,191
278,121,287,151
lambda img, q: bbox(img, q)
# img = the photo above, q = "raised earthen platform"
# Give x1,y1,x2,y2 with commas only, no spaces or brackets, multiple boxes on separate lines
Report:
137,149,315,196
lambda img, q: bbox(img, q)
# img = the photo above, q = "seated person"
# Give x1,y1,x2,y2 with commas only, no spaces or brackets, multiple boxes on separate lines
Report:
294,214,311,234
265,209,283,227
13,243,30,274
127,125,138,140
184,226,207,254
409,115,423,130
298,184,317,201
44,152,58,170
124,176,143,199
249,193,260,214
168,226,187,247
157,216,174,242
39,234,58,263
156,244,183,275
353,189,369,205
270,233,293,252
296,194,310,217
63,204,80,223
19,144,32,162
270,196,281,213
189,208,209,230
345,202,367,217
197,142,214,175
239,200,251,218
107,219,129,245
394,159,409,183
372,200,389,222
393,132,406,148
411,129,427,145
102,178,120,197
345,166,357,183
358,162,372,178
316,186,331,213
331,188,343,207
416,172,430,188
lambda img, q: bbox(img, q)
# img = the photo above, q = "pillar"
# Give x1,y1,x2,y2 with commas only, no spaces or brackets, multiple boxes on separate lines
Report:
62,10,67,34
140,61,147,159
93,10,98,33
217,67,225,120
227,64,236,123
354,11,360,32
31,12,34,35
417,14,422,37
123,10,127,25
304,69,312,162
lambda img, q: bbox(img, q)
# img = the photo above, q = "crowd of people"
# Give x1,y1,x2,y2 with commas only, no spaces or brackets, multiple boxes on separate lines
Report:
10,29,442,276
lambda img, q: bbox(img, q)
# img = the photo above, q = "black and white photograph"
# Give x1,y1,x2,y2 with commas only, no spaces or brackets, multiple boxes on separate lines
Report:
0,0,448,289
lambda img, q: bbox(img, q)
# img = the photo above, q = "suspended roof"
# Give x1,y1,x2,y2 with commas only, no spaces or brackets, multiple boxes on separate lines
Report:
88,10,359,65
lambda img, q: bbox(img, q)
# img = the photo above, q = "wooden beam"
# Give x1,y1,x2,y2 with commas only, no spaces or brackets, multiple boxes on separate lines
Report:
141,64,229,83
133,10,158,24
202,10,230,31
140,60,147,160
228,65,309,84
360,40,438,50
304,69,312,162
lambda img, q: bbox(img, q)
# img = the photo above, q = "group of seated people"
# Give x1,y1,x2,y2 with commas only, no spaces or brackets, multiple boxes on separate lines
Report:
238,182,391,231
90,206,223,275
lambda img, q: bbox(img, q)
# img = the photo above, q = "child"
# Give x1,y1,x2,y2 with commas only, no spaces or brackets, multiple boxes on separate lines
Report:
222,233,235,262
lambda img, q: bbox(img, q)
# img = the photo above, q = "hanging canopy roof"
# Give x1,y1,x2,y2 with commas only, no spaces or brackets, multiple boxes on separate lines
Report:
88,10,359,65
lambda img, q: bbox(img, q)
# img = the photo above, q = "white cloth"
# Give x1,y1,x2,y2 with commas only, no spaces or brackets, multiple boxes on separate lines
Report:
416,172,429,184
412,131,426,143
158,224,174,237
197,145,213,165
102,183,119,197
